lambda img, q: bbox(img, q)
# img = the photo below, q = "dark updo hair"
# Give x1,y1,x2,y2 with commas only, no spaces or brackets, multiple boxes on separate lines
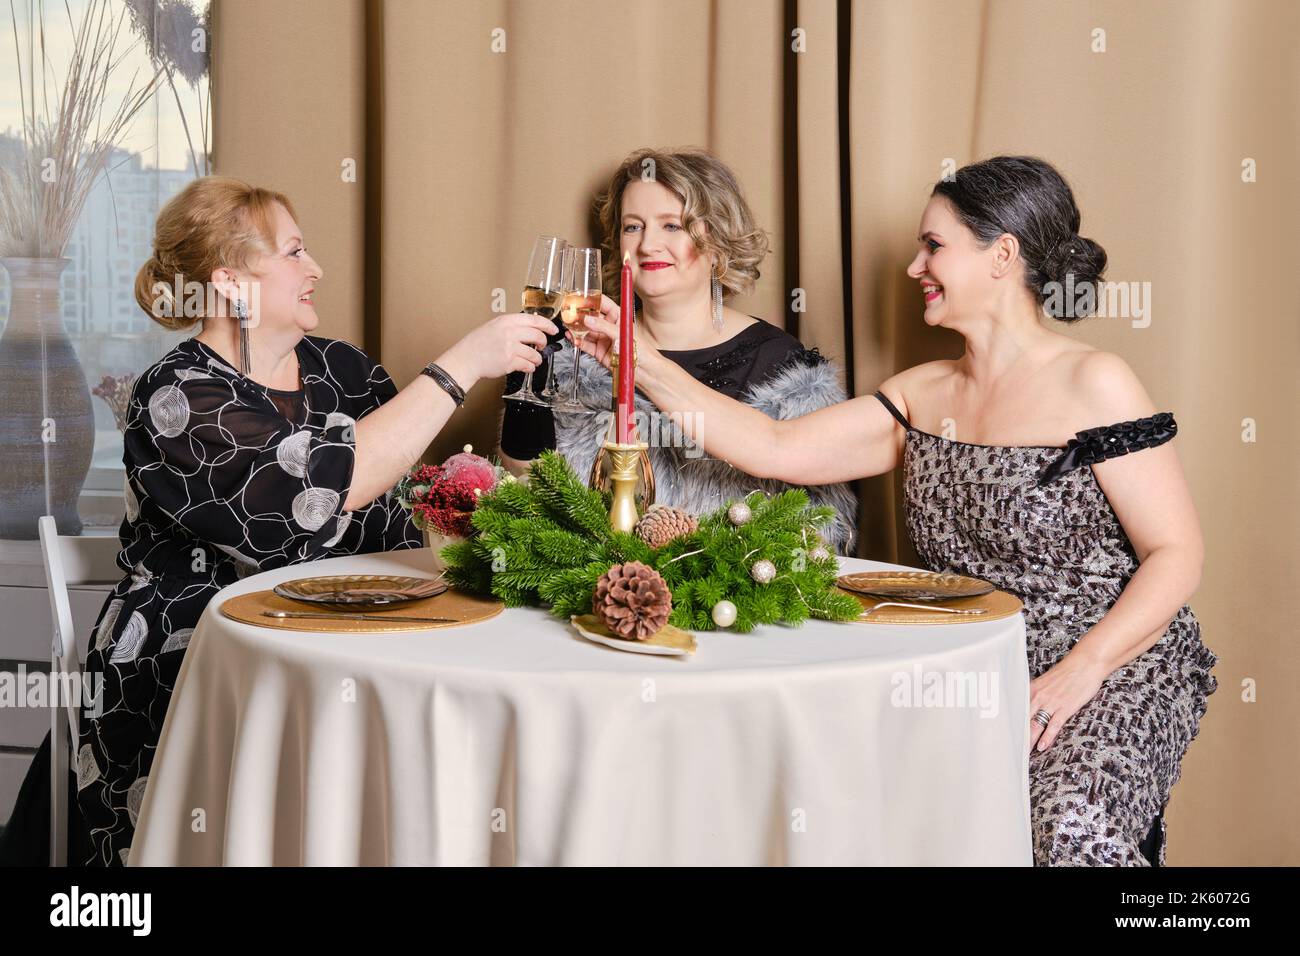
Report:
932,156,1107,321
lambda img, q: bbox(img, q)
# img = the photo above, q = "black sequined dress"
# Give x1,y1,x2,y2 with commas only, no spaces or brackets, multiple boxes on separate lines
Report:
875,392,1217,866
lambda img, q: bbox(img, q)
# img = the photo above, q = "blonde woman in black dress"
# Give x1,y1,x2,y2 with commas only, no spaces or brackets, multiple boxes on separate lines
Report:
498,147,859,553
1,177,558,866
575,156,1217,866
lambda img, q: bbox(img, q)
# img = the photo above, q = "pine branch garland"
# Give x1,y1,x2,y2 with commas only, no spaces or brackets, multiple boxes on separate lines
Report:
443,452,860,632
488,479,541,518
535,529,599,567
527,452,612,540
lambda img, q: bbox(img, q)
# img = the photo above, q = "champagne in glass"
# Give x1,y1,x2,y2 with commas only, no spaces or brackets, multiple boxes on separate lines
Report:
560,290,601,335
503,236,568,405
555,247,602,411
522,284,564,319
529,284,569,404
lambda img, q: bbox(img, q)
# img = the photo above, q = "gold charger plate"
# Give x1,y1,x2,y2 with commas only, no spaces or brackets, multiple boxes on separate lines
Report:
221,586,503,633
838,587,1023,625
570,614,697,656
273,573,447,609
837,570,994,601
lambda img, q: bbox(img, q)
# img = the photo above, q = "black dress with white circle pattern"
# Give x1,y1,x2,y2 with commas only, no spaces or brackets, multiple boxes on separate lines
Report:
76,335,421,865
874,392,1218,866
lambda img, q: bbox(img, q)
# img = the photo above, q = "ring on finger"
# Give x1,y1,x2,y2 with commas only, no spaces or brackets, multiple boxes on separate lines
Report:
1032,708,1052,729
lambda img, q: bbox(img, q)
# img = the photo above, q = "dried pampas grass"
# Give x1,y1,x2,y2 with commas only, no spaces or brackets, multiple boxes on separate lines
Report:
1,0,165,258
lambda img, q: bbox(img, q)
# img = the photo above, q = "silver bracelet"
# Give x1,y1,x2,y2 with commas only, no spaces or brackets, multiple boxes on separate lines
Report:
420,362,466,407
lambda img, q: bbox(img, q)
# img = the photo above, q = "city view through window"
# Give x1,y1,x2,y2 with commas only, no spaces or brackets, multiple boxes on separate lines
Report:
0,0,211,530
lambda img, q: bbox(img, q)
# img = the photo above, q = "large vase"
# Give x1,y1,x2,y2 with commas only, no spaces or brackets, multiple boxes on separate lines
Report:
0,257,94,537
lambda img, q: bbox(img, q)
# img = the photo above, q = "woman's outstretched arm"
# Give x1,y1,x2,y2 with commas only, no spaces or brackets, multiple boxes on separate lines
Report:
346,312,557,509
576,296,902,484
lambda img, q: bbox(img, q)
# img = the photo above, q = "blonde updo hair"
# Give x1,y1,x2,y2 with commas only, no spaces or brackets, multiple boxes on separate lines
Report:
134,176,297,331
595,147,770,299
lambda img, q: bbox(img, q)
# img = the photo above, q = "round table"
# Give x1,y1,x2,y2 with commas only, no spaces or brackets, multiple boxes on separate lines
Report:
129,547,1032,866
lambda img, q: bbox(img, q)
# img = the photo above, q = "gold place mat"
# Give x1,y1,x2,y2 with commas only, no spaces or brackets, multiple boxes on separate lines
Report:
220,586,504,633
839,586,1023,625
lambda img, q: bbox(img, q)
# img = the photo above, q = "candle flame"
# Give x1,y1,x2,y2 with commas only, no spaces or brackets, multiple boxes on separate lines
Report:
623,251,631,264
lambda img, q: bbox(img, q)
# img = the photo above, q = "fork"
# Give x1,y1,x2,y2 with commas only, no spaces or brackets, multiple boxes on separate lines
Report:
859,601,987,618
263,610,457,623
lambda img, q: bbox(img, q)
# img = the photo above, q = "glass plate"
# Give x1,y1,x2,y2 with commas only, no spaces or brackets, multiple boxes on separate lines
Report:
273,574,447,609
835,570,994,602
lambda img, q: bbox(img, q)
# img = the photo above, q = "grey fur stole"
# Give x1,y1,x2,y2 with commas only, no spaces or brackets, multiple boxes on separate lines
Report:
547,345,859,555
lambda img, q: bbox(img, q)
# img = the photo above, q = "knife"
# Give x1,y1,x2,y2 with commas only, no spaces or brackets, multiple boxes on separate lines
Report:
262,610,458,624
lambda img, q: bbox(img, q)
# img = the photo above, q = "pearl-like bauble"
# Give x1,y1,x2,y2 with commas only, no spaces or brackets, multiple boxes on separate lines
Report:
711,599,738,628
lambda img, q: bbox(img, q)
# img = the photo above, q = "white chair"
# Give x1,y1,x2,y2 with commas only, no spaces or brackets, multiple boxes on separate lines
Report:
37,516,119,867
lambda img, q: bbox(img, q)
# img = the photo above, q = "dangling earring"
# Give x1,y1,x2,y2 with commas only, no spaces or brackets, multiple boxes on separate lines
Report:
711,270,724,334
233,298,251,375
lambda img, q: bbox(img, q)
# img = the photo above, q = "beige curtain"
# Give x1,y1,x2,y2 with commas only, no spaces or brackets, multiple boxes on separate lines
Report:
213,0,1298,865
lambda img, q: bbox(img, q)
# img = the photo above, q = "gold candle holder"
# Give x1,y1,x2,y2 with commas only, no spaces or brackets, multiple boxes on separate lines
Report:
601,440,650,533
588,436,656,523
594,337,654,531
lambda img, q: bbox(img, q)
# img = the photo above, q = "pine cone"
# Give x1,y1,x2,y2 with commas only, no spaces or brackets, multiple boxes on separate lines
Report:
634,504,699,549
592,561,672,640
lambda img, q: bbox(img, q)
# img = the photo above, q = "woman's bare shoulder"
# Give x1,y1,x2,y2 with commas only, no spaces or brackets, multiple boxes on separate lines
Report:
877,360,959,419
1062,349,1157,424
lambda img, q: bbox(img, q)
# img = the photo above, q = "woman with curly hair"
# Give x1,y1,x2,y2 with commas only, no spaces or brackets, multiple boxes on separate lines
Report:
498,146,858,553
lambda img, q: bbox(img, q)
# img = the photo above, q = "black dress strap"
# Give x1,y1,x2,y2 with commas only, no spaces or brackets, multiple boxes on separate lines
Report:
873,391,914,431
1038,412,1178,485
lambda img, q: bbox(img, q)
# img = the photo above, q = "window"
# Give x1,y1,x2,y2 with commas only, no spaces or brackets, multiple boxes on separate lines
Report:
0,0,212,535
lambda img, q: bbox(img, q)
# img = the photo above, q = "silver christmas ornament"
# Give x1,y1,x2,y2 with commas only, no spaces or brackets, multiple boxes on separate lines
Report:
750,559,776,584
727,502,752,526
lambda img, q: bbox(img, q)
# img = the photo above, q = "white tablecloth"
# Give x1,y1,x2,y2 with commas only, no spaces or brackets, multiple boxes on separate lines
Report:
130,548,1032,866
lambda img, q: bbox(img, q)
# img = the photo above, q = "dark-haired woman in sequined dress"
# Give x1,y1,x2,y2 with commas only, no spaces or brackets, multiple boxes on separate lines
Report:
575,156,1217,866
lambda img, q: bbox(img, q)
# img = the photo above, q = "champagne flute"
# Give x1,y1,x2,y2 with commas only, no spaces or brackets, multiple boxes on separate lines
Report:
503,236,569,405
555,247,602,411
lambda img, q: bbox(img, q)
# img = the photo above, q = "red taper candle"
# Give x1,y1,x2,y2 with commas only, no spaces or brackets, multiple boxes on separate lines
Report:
617,251,635,443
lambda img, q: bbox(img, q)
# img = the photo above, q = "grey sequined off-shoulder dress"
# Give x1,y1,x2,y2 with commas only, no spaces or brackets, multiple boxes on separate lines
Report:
874,392,1218,867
